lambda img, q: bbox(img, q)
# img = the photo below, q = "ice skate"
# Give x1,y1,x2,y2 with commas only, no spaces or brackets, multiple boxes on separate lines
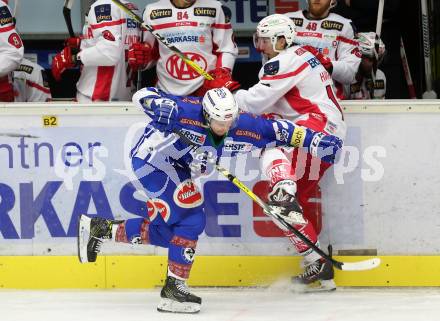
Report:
157,276,201,314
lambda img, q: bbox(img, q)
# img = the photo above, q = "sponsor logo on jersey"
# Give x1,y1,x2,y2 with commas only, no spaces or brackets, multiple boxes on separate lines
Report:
167,35,200,44
194,7,216,18
223,141,253,152
291,17,303,27
321,20,343,31
173,179,203,208
294,47,307,56
180,128,206,145
147,199,171,222
235,129,261,140
166,52,207,80
325,121,337,134
290,127,306,148
124,2,138,11
126,18,140,29
181,97,201,105
17,64,34,74
263,60,279,75
0,5,12,25
307,57,320,68
95,4,112,23
351,47,362,58
180,117,204,127
374,79,385,89
320,71,331,82
150,8,172,20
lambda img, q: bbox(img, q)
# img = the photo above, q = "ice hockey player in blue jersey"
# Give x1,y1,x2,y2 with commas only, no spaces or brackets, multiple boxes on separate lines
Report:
77,86,342,314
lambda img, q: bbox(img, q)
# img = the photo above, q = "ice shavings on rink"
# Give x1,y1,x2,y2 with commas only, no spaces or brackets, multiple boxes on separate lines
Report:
1,286,440,321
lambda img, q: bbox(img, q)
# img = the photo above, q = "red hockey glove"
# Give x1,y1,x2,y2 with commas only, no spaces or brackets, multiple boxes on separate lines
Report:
128,43,152,71
0,75,14,102
199,67,241,96
51,46,78,81
65,37,81,49
303,45,333,74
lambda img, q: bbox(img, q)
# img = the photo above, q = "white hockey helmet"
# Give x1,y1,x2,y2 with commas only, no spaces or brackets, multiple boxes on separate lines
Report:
357,32,386,62
254,14,296,52
202,87,239,125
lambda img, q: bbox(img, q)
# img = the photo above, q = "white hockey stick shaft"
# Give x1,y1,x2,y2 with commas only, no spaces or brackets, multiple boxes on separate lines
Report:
375,0,385,37
400,37,417,99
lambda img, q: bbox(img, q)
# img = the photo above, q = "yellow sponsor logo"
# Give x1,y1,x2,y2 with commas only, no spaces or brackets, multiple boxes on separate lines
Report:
194,7,216,17
290,127,305,147
150,9,172,19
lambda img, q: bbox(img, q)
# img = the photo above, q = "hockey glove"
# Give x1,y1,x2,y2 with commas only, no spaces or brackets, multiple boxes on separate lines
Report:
128,43,152,71
0,75,14,102
152,98,179,132
199,67,241,96
65,37,81,49
303,45,333,74
290,127,343,164
51,46,79,81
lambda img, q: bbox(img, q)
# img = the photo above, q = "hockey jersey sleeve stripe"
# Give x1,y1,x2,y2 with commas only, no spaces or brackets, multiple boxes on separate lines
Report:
26,80,51,94
0,25,14,33
261,62,309,81
211,23,232,29
90,18,126,30
153,21,198,30
336,35,358,46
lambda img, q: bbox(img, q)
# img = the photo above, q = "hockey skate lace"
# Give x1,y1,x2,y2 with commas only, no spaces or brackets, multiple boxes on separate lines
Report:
176,280,191,295
301,261,320,278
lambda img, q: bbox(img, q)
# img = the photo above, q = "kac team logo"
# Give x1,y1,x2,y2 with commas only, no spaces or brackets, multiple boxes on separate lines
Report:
166,52,207,80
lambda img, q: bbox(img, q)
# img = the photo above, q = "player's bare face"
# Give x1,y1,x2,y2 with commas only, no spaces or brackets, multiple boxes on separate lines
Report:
254,36,278,59
210,119,233,136
308,0,331,18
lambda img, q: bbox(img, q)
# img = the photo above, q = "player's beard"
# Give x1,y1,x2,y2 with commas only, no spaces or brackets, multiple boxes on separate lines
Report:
308,0,331,18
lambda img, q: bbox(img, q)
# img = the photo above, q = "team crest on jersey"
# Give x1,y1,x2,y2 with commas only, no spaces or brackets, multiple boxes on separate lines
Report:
17,64,34,74
291,17,303,27
179,128,206,145
264,61,279,76
321,20,343,31
147,199,171,222
173,179,203,208
102,30,115,41
95,4,112,23
150,8,172,19
194,7,216,18
166,52,207,80
0,5,13,25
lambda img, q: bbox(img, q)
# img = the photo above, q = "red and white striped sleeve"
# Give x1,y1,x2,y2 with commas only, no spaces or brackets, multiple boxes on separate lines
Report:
0,1,23,76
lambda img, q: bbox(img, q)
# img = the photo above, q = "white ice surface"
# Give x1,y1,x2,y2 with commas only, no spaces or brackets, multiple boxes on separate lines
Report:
1,286,440,321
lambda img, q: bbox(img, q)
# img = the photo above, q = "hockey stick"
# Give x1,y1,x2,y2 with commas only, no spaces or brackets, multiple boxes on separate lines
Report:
400,37,417,99
110,0,213,80
63,0,75,38
368,0,385,98
174,128,380,271
421,0,437,98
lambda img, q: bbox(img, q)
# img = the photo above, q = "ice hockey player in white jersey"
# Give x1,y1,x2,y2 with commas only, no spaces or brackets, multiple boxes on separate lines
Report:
138,0,239,96
344,32,386,99
285,0,361,99
0,0,24,102
51,0,143,102
13,58,51,102
230,14,346,291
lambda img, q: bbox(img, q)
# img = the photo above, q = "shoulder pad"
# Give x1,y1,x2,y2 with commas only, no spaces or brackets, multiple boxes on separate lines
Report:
94,4,112,23
264,60,280,76
0,5,13,26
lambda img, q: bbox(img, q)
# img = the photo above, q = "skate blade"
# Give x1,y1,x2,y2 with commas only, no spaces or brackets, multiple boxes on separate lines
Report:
77,215,91,263
290,279,337,293
157,298,201,314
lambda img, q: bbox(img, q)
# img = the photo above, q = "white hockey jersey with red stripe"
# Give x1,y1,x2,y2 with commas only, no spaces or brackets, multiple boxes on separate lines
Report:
284,11,361,99
76,0,142,102
0,0,23,77
234,45,346,139
142,0,238,95
13,58,51,102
